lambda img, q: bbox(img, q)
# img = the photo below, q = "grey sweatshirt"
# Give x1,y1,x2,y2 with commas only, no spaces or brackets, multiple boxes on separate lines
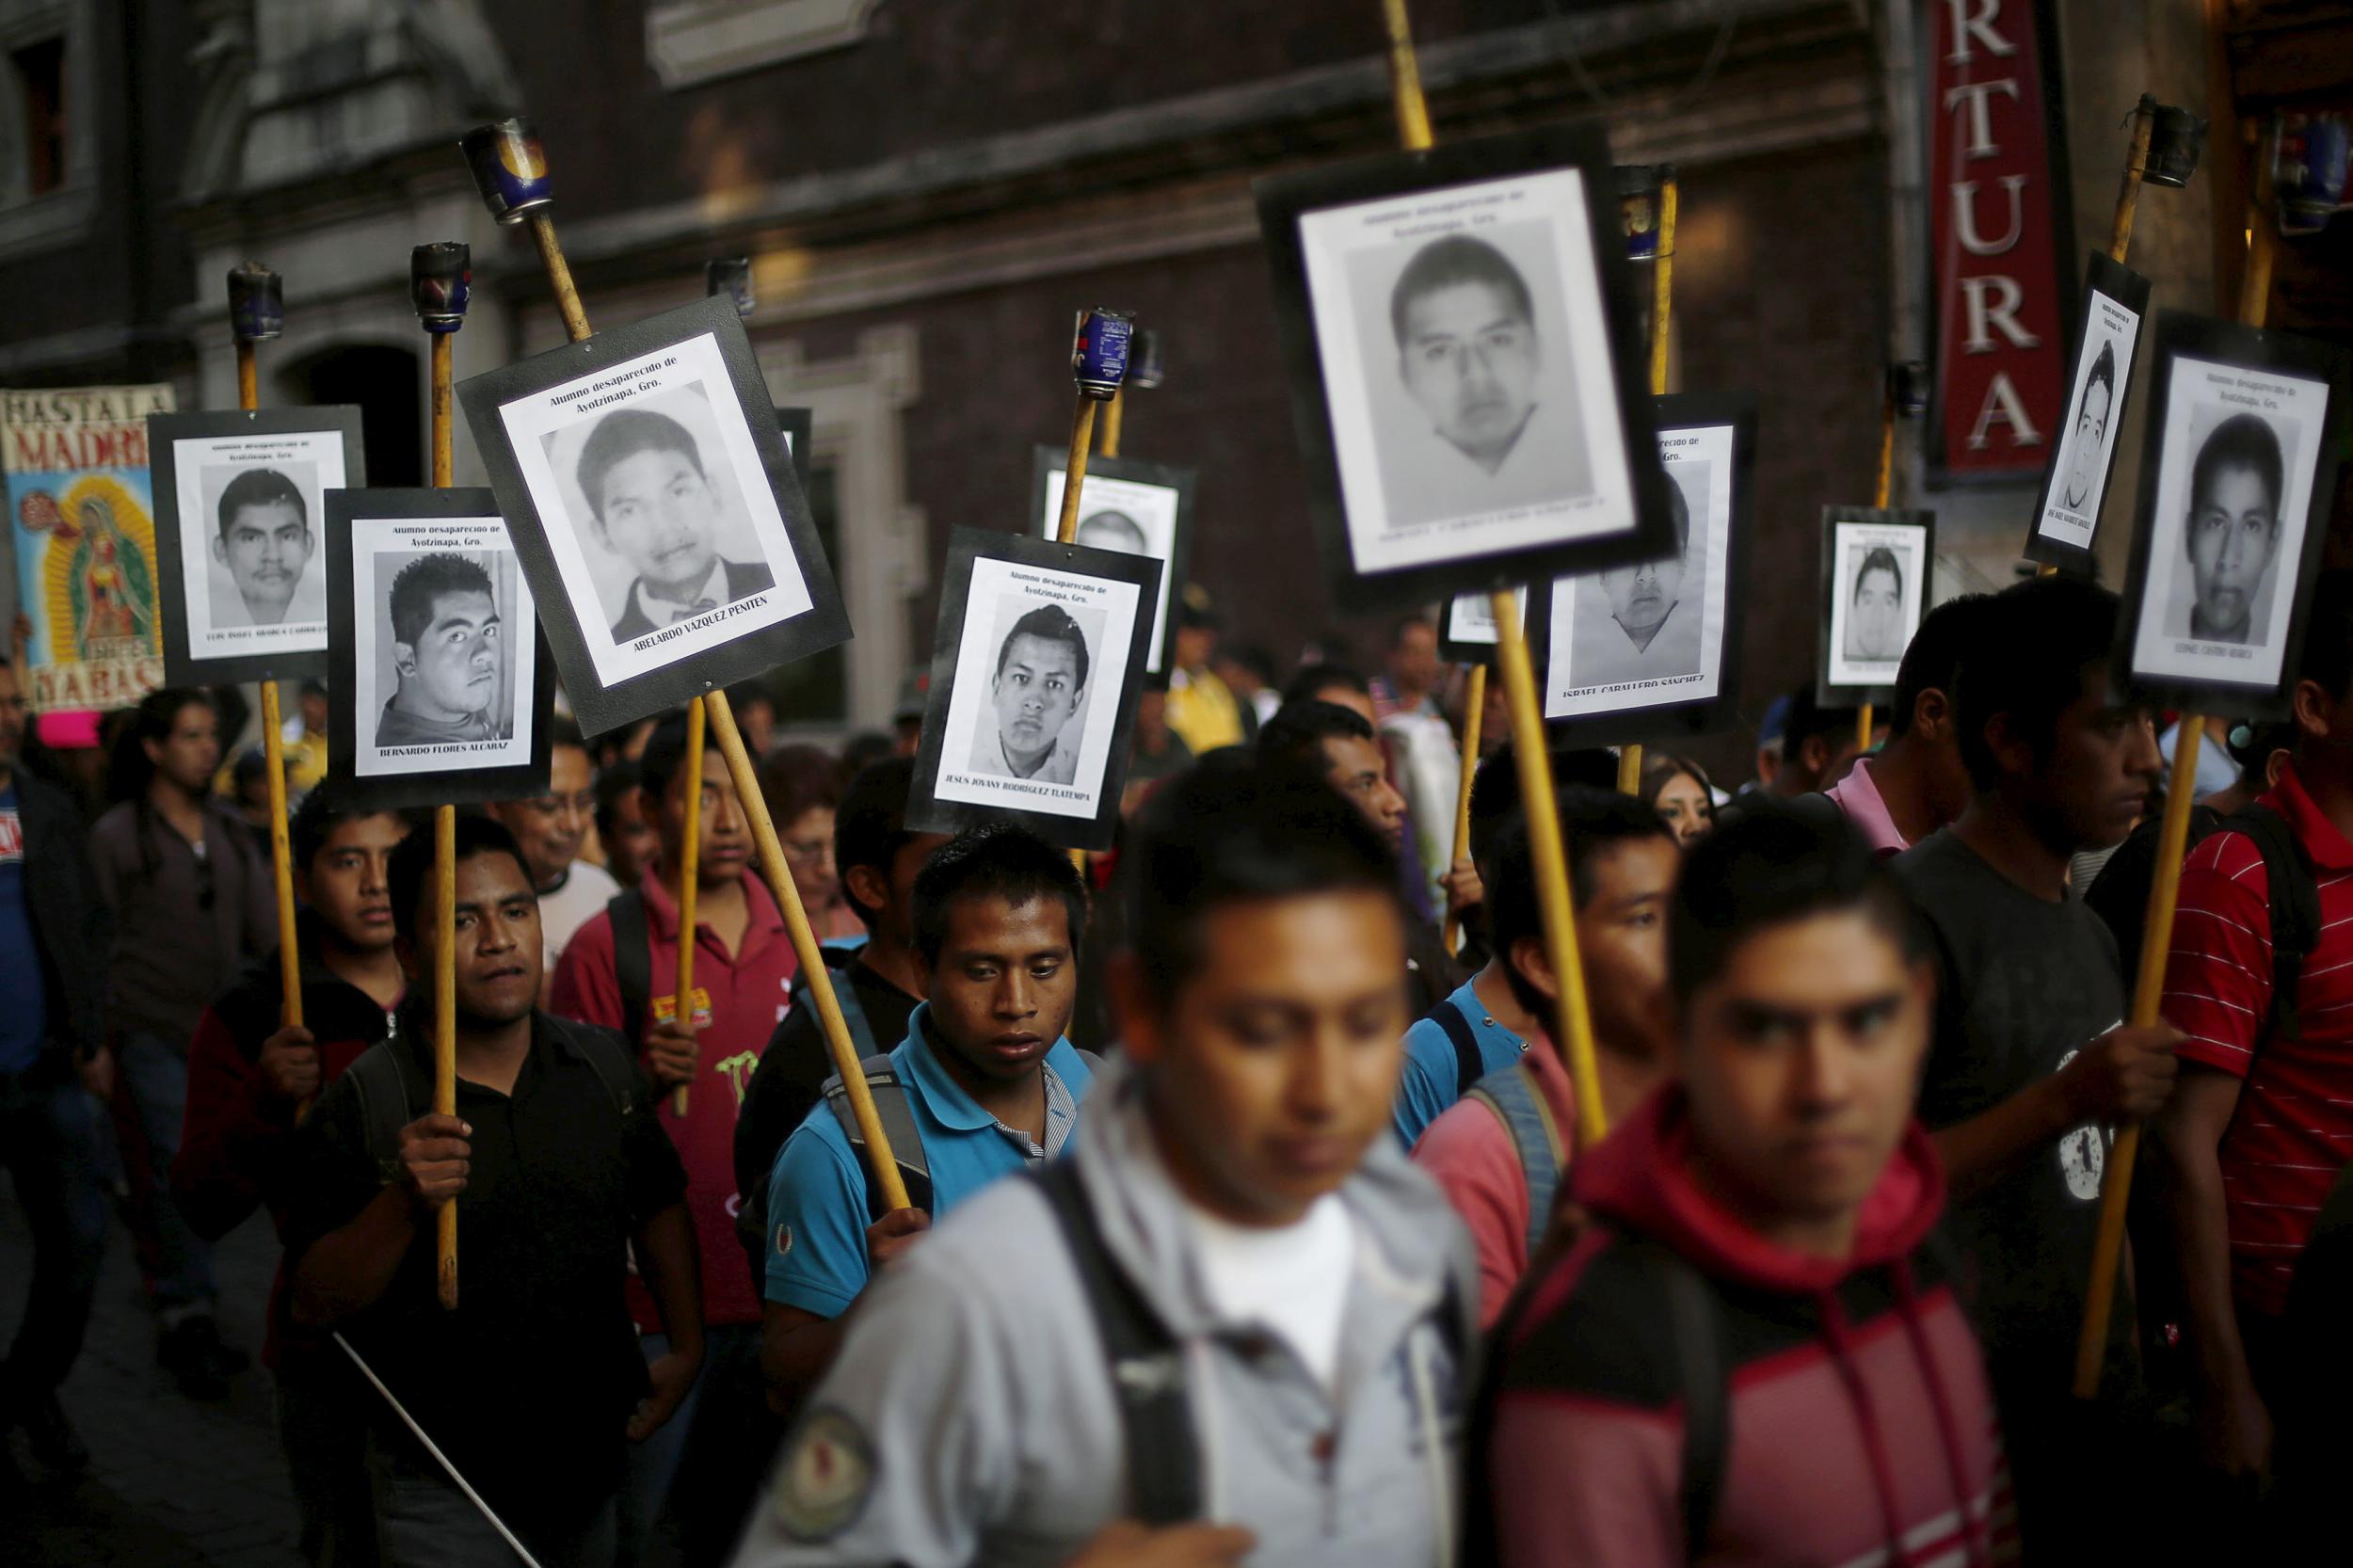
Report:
731,1059,1479,1568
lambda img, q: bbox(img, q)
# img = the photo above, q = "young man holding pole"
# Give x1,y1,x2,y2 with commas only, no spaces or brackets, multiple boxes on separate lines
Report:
173,786,411,1565
732,765,1473,1568
1821,593,1988,856
1891,575,2177,1554
285,815,701,1568
0,654,111,1478
551,711,794,1565
1478,810,2008,1567
2153,573,2353,1499
1413,788,1678,1323
758,825,1092,1410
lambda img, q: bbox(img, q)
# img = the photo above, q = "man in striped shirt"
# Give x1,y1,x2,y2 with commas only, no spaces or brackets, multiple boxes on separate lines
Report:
2154,571,2353,1496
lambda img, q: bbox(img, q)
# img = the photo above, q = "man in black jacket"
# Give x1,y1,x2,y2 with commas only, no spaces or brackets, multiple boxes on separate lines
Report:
0,655,112,1475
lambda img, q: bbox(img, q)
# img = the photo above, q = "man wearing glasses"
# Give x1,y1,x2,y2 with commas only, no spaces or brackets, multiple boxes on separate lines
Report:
488,717,616,971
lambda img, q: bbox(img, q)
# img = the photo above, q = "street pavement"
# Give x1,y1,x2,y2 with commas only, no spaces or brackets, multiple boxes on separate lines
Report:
1,1188,305,1568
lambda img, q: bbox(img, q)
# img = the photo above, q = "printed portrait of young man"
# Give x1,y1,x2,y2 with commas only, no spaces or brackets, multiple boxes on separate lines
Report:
969,601,1090,787
2174,411,2285,647
572,407,774,642
212,467,320,628
376,552,509,747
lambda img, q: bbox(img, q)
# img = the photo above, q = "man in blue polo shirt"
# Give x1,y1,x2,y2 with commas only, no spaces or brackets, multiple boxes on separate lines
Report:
760,824,1091,1408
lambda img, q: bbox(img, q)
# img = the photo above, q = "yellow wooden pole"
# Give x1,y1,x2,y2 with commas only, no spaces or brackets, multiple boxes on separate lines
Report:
709,690,911,1208
1098,389,1125,460
1055,395,1101,874
671,698,704,1117
485,149,910,1204
1376,0,1605,1141
1443,662,1484,956
432,805,457,1310
1857,378,1897,754
2108,97,2155,267
2074,121,2274,1400
1620,173,1679,797
234,327,304,1047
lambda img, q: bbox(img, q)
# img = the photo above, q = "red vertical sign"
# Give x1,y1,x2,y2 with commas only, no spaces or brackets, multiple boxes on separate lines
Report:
1928,0,2068,478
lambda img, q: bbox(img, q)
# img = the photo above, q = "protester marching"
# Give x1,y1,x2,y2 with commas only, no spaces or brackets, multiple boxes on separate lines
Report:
7,6,2353,1568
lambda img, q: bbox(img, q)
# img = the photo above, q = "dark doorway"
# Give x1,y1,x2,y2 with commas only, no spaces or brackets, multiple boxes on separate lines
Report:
290,344,423,488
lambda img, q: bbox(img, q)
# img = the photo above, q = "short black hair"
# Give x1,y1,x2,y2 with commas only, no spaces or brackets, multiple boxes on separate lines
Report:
1853,545,1903,603
388,812,530,949
2084,338,2117,411
1887,592,1990,742
1662,470,1691,555
594,758,642,839
1492,788,1676,1019
2297,569,2353,701
1954,575,2122,792
216,469,306,538
1126,762,1402,1007
637,710,714,802
389,553,496,647
837,757,922,929
1257,699,1374,775
575,408,704,520
1670,809,1922,1008
1389,234,1533,348
910,822,1087,971
1467,740,1621,871
1783,686,1860,760
2188,412,2284,529
994,603,1090,693
1280,662,1370,709
549,713,587,758
291,782,411,872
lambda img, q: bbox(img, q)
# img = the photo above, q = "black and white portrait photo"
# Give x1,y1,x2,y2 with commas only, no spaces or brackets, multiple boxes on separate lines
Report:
1031,452,1194,676
328,488,553,810
1821,510,1934,695
1256,123,1666,609
2029,257,2151,568
457,296,850,735
149,407,364,686
908,528,1163,852
2125,336,2341,700
1545,415,1738,722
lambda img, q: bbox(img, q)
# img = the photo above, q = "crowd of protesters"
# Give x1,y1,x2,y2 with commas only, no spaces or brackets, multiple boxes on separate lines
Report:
9,569,2353,1566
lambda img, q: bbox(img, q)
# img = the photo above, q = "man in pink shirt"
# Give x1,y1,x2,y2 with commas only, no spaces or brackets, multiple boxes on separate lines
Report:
1412,789,1679,1323
1822,593,1987,856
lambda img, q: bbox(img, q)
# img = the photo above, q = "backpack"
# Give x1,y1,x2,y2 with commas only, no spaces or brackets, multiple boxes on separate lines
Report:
342,1019,642,1176
1426,997,1494,1102
2207,801,2322,1045
1031,1157,1468,1528
610,888,656,1046
1464,1060,1568,1262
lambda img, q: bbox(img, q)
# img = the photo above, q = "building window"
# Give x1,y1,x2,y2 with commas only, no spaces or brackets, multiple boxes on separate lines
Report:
10,35,60,198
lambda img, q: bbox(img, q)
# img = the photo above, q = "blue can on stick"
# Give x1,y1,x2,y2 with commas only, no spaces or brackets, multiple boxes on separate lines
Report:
1071,309,1134,400
461,119,554,223
226,263,283,344
410,243,472,333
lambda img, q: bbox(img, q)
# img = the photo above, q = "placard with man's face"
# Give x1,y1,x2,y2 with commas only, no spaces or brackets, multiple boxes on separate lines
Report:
1256,122,1674,610
456,296,848,735
326,488,554,808
1030,450,1195,677
906,528,1164,852
2026,256,2153,572
149,407,364,686
1817,506,1937,705
2117,312,2348,718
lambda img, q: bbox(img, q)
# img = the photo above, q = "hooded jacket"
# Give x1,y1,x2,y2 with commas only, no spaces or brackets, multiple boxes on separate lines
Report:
731,1057,1479,1568
1482,1089,2015,1568
1,770,109,1075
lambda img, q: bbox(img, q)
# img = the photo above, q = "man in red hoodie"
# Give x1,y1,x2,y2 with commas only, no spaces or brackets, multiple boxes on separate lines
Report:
551,710,793,1566
172,786,410,1566
1479,810,2013,1567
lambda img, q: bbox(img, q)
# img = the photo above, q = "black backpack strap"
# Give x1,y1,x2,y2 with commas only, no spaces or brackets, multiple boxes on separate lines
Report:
348,1041,430,1183
1634,1243,1728,1560
1426,997,1485,1099
2222,802,2320,1045
823,1056,934,1218
608,888,652,1047
1032,1160,1202,1526
564,1021,647,1117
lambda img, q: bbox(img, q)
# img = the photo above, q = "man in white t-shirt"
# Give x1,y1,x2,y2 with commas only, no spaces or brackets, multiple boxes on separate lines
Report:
732,762,1475,1568
488,720,619,969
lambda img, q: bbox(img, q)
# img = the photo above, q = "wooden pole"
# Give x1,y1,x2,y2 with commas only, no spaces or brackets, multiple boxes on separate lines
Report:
2108,97,2156,267
1098,389,1125,460
1443,662,1484,956
671,698,705,1117
2073,122,2274,1400
474,146,909,1202
1055,394,1101,872
413,239,471,1308
236,343,259,414
1621,173,1680,797
1374,0,1605,1142
709,690,910,1208
1858,382,1897,754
